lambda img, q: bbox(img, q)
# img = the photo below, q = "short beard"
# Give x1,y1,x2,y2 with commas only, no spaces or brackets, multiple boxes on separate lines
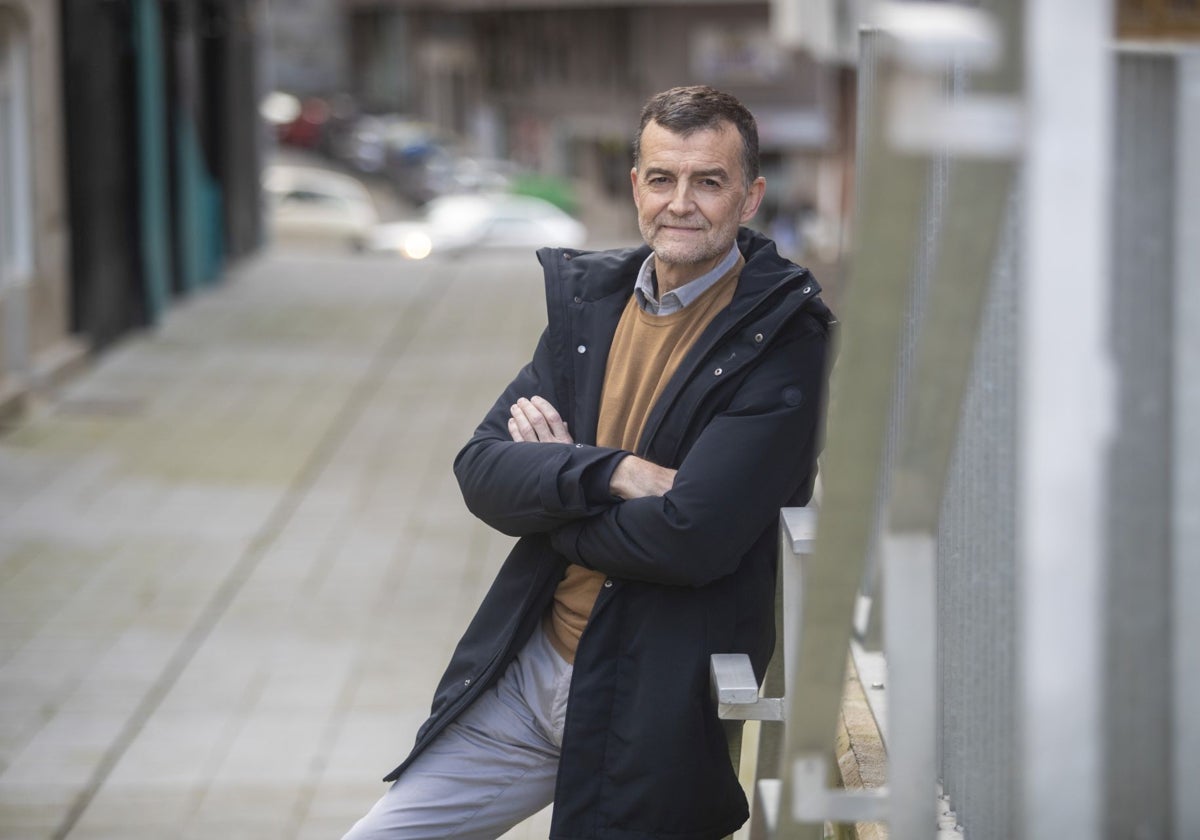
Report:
642,217,729,268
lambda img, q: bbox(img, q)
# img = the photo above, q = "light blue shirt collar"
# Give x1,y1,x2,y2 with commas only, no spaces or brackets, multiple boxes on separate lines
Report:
634,244,741,316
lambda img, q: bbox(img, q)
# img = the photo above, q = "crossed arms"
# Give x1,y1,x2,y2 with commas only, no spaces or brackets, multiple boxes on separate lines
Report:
453,323,828,588
507,395,675,501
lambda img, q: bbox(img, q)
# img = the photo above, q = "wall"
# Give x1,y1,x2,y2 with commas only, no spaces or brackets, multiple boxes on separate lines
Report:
0,0,84,424
266,0,348,95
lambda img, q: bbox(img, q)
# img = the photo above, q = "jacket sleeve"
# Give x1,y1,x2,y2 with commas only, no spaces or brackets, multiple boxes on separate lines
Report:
549,322,830,587
453,327,630,537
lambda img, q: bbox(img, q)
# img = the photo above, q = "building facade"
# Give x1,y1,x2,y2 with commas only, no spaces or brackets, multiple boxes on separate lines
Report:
0,0,78,424
342,0,851,251
266,0,349,95
0,0,265,424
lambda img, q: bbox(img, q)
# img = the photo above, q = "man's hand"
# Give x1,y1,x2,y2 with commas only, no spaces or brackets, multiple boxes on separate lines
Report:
507,396,674,501
508,396,573,444
610,455,677,500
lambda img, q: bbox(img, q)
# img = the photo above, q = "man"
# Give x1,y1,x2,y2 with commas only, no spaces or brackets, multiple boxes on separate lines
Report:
344,85,834,840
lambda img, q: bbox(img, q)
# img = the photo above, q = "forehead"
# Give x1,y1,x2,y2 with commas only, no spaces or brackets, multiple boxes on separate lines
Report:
637,120,745,175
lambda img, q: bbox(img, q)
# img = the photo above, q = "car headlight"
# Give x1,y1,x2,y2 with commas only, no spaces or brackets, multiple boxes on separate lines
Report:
401,232,433,260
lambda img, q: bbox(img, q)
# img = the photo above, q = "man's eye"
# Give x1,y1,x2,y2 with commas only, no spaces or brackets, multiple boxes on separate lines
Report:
700,179,721,188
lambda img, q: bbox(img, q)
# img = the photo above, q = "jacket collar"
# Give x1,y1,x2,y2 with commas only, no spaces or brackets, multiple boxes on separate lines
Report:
538,226,820,318
535,228,831,453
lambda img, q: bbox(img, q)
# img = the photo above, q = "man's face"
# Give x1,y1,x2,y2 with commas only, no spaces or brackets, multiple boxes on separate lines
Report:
631,119,765,290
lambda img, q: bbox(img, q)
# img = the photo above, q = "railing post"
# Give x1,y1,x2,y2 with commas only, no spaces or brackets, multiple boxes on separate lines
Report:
1018,0,1115,836
1173,49,1200,840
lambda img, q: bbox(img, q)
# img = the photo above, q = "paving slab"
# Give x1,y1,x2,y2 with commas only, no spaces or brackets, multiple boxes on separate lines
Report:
0,245,590,838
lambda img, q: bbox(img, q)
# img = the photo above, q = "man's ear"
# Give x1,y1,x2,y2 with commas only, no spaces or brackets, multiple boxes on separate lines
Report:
740,177,767,223
630,167,641,208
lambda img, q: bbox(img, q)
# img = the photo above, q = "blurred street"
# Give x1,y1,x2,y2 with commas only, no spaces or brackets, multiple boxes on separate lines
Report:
0,244,598,838
5,1,1196,837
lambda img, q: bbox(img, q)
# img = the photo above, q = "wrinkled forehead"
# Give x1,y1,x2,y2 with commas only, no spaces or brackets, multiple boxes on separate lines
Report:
640,117,740,145
637,119,746,169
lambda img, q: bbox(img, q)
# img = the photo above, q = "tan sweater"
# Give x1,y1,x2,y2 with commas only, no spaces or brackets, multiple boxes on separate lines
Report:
545,259,743,662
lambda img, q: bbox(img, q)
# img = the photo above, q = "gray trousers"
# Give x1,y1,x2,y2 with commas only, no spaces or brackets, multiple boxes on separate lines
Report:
343,625,573,840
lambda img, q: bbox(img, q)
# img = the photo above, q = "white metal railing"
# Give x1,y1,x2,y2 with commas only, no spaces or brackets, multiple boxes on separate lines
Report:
712,508,893,839
712,3,1022,837
741,5,1198,840
712,508,970,840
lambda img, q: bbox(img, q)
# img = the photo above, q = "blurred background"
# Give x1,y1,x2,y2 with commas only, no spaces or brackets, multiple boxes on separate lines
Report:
2,1,1200,839
2,0,1198,416
0,0,860,400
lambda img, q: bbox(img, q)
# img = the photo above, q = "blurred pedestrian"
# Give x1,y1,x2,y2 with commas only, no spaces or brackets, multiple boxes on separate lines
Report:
343,85,835,840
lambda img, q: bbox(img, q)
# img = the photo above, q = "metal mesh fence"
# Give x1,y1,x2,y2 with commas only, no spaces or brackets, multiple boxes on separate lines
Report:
1104,50,1177,839
854,20,1193,840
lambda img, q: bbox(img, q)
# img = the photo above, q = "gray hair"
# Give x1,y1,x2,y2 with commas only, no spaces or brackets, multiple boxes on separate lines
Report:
632,85,760,186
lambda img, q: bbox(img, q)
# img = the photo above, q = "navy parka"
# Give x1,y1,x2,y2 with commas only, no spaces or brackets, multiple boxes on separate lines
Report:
383,228,834,840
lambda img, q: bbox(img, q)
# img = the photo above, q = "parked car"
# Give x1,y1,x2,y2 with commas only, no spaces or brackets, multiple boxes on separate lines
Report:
263,164,379,251
448,156,521,194
330,113,457,205
367,193,587,259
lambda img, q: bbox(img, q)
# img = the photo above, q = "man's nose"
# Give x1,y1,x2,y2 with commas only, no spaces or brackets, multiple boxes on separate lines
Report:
667,182,696,215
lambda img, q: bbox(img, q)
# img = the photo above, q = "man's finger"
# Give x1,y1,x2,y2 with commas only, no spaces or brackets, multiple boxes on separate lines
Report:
530,396,572,442
511,399,555,443
509,403,537,442
509,397,573,444
514,397,551,441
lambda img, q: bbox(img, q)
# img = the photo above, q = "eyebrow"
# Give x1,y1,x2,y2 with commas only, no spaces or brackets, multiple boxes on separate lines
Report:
643,166,730,180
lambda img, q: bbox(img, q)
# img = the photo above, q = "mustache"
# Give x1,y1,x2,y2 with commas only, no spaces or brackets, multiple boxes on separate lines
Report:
654,215,709,230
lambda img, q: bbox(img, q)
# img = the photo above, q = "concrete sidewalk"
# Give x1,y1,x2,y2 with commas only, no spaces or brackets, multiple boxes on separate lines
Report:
0,247,566,839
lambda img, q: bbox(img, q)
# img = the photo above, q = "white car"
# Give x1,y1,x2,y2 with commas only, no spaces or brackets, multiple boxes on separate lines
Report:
368,193,587,259
263,164,379,251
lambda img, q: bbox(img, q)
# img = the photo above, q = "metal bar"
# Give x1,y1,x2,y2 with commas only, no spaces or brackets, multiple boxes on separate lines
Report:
886,0,1021,532
712,654,763,705
880,532,936,840
720,700,786,723
711,653,786,722
779,35,929,836
776,507,830,840
1105,49,1176,836
711,509,815,832
1173,48,1200,840
790,754,889,823
885,140,1016,533
875,5,1020,838
753,779,782,839
878,38,1019,838
1018,0,1115,837
755,523,789,799
853,19,887,661
775,513,802,726
780,507,818,556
